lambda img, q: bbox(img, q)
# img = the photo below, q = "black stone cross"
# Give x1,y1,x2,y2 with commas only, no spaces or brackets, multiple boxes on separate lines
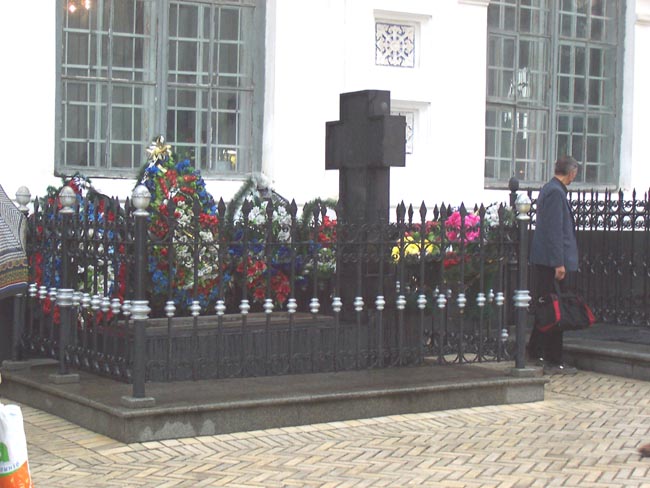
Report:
326,90,405,225
325,90,406,318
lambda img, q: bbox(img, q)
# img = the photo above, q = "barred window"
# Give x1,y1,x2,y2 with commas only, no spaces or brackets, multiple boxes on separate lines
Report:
56,0,263,178
485,0,623,187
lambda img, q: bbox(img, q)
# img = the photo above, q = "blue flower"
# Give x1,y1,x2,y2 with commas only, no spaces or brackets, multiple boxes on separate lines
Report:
176,159,190,172
229,244,243,257
148,257,158,273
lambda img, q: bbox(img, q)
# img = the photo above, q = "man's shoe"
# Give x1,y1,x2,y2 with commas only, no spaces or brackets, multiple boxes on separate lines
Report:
543,363,577,375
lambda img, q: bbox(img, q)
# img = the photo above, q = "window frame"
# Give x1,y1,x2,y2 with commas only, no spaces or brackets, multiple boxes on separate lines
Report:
54,0,265,180
484,0,625,190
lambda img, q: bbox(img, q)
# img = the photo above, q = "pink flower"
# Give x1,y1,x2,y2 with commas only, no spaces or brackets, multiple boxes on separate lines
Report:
445,211,481,243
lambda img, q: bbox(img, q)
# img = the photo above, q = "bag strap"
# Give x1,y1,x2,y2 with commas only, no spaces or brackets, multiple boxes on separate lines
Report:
553,279,562,296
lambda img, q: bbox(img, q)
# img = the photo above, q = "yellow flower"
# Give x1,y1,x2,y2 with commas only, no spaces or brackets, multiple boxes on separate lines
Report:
392,236,438,262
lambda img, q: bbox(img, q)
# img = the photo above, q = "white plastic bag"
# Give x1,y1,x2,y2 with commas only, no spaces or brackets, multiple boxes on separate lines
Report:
0,403,33,488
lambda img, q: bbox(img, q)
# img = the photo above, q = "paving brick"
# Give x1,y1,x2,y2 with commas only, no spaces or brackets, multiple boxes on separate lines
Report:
4,370,650,487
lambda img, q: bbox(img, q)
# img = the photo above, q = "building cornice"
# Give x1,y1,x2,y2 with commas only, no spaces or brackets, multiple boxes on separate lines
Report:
458,0,490,7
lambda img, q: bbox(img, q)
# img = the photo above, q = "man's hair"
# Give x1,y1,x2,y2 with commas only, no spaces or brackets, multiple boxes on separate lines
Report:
554,155,579,175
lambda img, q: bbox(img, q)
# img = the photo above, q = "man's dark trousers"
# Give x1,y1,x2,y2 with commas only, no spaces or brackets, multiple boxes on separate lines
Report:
528,264,569,365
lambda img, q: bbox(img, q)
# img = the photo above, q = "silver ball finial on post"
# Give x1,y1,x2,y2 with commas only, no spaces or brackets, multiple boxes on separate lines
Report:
515,193,531,218
58,186,77,214
15,186,31,213
131,184,151,216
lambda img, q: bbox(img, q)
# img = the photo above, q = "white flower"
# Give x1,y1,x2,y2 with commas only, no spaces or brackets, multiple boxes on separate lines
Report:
199,230,214,243
276,206,292,227
485,203,504,228
198,264,214,277
248,207,266,225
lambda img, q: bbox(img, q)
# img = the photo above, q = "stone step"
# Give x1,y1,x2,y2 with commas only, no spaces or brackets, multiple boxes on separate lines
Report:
0,360,545,443
564,338,650,381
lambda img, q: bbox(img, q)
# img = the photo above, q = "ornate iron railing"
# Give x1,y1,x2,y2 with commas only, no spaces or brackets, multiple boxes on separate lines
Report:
527,189,650,327
13,181,650,403
20,192,520,386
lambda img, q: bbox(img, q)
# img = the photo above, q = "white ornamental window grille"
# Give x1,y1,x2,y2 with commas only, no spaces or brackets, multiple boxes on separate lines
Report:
375,22,415,68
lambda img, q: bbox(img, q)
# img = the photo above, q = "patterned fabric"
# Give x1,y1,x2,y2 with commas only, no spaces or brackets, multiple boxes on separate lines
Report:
0,185,27,299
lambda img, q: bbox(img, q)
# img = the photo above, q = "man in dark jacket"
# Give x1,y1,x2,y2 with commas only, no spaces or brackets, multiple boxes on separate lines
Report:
528,155,580,374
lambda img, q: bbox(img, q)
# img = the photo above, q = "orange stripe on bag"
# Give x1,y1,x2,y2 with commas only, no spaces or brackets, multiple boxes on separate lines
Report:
0,403,33,488
0,460,33,488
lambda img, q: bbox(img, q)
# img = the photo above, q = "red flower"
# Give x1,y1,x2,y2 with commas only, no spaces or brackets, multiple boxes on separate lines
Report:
158,177,169,197
317,217,337,246
199,213,218,229
116,263,127,300
42,298,61,324
271,272,290,305
443,251,470,269
68,180,82,195
43,296,52,314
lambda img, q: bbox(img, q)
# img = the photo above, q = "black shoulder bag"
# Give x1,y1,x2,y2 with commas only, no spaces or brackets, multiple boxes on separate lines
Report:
535,281,596,333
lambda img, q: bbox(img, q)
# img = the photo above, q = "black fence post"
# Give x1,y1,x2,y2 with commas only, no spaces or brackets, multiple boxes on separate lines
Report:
121,184,155,408
508,176,519,209
513,193,531,370
49,186,80,384
507,176,520,329
11,295,24,361
10,187,31,363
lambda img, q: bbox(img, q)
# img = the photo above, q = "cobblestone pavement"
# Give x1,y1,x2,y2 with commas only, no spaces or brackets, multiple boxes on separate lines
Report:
11,370,650,487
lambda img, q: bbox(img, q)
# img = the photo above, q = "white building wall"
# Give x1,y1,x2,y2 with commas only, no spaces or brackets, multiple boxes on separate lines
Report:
261,0,346,204
266,0,497,208
0,0,58,201
1,0,649,208
630,0,650,192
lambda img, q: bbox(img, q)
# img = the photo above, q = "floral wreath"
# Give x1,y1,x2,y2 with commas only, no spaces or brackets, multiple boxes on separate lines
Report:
140,136,224,315
32,173,127,324
225,174,298,307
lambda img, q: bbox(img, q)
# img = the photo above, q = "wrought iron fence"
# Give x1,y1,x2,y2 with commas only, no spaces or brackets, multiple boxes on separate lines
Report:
19,189,521,388
527,189,650,327
12,180,650,402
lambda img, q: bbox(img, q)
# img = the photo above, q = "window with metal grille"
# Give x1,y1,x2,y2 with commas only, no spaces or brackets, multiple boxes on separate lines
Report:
56,0,263,178
484,0,623,188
